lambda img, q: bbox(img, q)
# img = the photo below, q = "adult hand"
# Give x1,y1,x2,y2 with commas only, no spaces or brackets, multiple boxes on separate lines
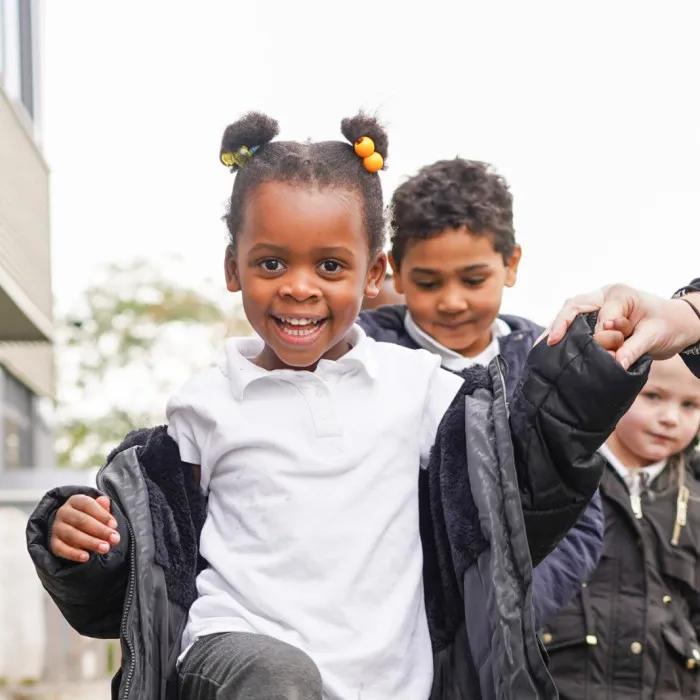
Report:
546,284,700,369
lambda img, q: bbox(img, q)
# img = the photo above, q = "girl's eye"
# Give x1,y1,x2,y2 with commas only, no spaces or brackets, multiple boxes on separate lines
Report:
320,260,343,273
644,392,660,401
261,259,284,272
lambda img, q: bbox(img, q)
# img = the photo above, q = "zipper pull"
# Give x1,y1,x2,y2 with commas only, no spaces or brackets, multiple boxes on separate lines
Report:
630,493,643,519
671,486,690,546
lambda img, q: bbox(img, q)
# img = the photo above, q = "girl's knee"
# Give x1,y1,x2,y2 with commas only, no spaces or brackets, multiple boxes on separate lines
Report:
251,641,322,698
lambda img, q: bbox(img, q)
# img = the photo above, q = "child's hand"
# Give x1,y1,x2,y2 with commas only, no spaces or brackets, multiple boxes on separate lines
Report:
50,495,121,563
593,328,626,358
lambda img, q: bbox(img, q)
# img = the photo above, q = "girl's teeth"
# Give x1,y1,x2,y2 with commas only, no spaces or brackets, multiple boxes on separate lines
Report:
278,317,320,326
285,327,318,336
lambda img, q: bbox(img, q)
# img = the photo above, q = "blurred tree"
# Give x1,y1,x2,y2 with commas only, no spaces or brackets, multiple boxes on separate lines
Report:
56,257,251,469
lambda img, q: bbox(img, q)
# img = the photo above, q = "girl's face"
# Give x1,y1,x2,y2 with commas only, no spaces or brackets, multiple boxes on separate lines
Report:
608,355,700,468
225,181,385,371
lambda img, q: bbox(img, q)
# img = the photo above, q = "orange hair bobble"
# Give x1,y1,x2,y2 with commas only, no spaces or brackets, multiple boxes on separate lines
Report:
354,137,383,172
362,152,384,173
354,137,375,158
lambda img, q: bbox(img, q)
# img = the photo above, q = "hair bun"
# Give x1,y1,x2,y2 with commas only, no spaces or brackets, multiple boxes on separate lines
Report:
340,112,389,169
220,112,280,164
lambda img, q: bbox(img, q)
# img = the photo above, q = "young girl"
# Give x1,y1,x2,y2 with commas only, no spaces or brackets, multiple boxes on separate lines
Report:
542,354,700,699
31,112,648,700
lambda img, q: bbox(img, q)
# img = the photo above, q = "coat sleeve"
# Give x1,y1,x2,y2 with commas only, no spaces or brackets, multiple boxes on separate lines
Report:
508,313,651,565
532,490,604,628
26,485,130,639
676,278,700,378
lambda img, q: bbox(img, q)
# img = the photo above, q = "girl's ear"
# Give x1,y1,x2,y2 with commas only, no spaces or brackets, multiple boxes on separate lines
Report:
364,252,387,299
225,246,241,292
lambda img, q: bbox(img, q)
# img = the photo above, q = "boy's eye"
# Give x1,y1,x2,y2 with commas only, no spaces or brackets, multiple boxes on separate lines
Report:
415,280,438,290
643,391,660,401
319,260,343,273
682,401,700,410
463,277,486,287
260,259,285,272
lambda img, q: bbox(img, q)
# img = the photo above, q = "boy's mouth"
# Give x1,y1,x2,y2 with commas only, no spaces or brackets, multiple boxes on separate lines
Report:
272,315,328,341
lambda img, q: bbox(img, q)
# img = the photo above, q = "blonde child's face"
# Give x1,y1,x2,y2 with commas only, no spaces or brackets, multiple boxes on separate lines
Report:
609,355,700,468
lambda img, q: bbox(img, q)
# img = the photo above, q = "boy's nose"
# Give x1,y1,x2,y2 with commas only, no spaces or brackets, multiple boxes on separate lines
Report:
437,292,468,314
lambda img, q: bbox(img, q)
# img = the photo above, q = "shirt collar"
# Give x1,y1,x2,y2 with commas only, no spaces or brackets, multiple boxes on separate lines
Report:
222,324,378,400
404,312,509,371
598,442,667,490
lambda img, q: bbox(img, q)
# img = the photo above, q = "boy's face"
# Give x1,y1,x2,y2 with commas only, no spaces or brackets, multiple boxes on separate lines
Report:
608,356,700,468
391,227,521,358
225,181,385,371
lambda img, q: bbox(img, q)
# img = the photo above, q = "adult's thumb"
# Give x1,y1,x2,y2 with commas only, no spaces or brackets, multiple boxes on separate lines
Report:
617,333,649,370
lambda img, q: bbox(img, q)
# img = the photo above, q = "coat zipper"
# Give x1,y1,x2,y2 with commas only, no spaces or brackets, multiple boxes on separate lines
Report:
119,517,137,700
97,470,137,700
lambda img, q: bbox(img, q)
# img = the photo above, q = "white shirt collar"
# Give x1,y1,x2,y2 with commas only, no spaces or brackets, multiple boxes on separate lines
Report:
222,325,378,399
404,312,510,372
598,442,667,494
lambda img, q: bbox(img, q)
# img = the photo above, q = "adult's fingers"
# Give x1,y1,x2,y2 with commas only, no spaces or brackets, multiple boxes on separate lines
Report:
593,329,625,352
603,317,635,338
547,297,600,345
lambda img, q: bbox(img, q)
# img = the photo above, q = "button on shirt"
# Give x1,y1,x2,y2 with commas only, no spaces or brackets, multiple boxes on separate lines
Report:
166,326,464,700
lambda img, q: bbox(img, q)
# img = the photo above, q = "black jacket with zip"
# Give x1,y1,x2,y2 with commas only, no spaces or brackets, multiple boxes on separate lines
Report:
27,316,650,699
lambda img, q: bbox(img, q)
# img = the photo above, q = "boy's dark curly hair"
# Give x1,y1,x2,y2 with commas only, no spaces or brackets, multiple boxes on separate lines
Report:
390,158,516,268
220,111,389,255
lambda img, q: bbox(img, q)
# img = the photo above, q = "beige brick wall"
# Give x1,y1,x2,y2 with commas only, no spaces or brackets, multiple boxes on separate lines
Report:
0,86,52,329
0,86,53,396
0,342,54,398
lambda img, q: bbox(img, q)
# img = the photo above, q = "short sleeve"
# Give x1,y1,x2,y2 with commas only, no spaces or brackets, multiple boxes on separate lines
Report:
419,366,464,468
166,396,211,492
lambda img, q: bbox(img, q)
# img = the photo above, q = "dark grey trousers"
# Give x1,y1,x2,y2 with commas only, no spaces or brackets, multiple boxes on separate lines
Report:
178,632,323,699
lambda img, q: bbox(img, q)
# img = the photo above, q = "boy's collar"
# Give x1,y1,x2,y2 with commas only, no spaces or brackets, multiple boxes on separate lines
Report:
404,312,509,371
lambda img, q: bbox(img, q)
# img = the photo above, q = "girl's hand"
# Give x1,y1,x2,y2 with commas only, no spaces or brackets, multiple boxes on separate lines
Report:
50,494,121,563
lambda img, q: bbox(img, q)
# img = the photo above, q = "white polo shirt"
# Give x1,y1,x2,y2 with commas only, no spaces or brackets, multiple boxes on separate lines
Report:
166,326,464,700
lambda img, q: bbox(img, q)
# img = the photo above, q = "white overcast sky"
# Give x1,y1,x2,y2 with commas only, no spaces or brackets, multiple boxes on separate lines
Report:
43,1,700,327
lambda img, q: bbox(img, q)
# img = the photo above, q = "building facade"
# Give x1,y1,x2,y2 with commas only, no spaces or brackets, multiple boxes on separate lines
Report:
0,0,54,473
1,3,117,693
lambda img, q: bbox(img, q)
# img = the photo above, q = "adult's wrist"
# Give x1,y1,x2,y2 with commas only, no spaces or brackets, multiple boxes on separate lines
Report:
672,293,700,355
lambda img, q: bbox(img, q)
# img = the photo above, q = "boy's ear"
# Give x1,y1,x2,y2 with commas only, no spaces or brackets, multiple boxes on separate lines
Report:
364,252,387,299
388,253,404,294
224,246,241,293
505,244,522,288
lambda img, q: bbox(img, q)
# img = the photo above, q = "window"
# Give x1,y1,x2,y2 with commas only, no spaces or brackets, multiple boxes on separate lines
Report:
0,0,20,102
2,367,35,469
0,0,37,120
0,0,5,79
17,0,32,117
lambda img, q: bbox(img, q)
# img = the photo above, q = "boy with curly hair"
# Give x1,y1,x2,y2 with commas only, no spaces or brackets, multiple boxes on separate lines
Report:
359,158,604,627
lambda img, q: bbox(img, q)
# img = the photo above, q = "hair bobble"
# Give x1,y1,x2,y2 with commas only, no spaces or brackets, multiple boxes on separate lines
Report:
354,137,384,173
220,145,260,172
